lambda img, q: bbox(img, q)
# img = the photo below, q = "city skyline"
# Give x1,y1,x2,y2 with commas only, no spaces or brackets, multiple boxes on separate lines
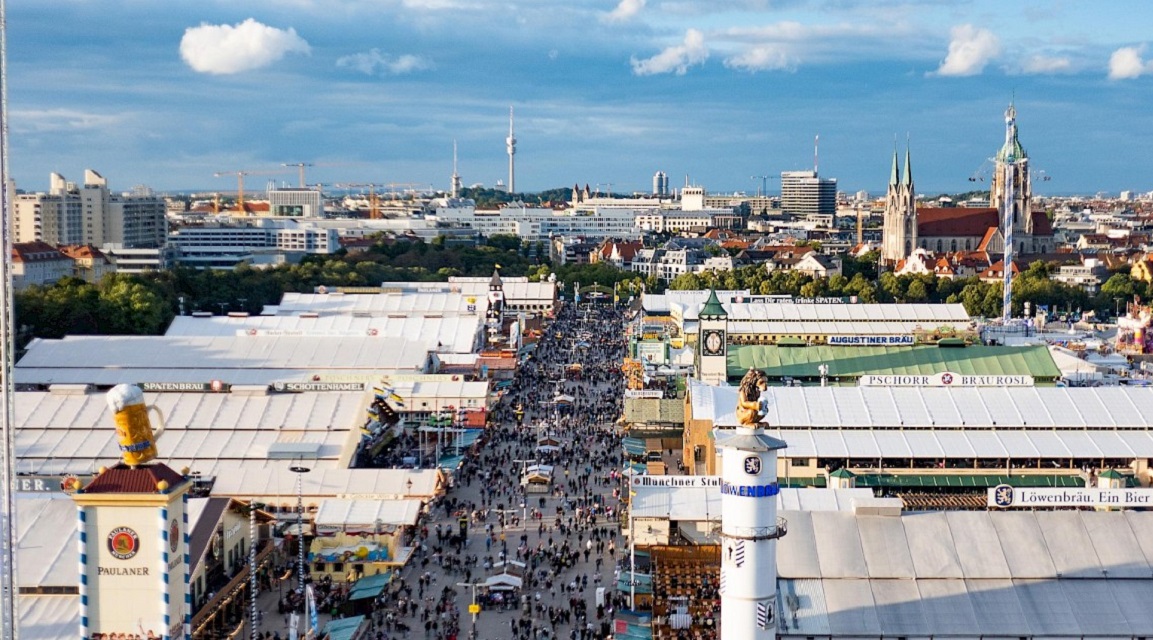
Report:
9,1,1153,196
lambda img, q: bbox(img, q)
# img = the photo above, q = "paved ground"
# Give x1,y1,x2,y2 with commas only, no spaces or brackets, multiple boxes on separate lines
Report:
254,304,640,640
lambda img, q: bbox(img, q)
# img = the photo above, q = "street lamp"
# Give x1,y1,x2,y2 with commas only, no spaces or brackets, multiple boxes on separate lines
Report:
512,458,536,528
289,462,311,599
456,581,486,639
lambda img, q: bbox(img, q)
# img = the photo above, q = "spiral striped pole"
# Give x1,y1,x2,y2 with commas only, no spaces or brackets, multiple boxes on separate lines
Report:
160,505,170,639
249,501,258,640
183,494,191,640
78,507,89,639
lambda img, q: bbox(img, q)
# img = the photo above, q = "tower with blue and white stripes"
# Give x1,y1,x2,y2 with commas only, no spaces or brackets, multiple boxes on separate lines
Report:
72,463,192,640
716,416,787,640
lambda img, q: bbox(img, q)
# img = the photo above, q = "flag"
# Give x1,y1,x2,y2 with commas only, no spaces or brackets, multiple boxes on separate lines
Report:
306,584,320,635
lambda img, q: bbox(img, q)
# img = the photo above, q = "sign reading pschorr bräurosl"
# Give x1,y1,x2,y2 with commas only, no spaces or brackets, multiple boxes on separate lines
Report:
989,484,1153,508
859,372,1034,387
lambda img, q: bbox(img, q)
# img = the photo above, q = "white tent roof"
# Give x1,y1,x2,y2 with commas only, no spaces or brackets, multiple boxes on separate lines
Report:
209,468,440,503
630,486,873,520
15,496,76,588
19,594,79,640
315,499,424,527
15,335,433,385
15,390,368,475
689,379,1153,430
276,290,488,317
776,510,1153,638
166,314,482,354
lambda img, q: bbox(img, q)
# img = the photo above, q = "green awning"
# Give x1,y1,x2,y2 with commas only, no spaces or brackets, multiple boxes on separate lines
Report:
855,474,1084,489
728,344,1061,380
781,476,827,488
348,572,391,601
324,615,366,640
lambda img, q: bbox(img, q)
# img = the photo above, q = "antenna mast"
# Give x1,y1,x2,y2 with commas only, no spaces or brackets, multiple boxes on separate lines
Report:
814,134,819,174
506,106,516,195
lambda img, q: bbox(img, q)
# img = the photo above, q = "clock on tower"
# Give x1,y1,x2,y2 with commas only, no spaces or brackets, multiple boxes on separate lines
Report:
703,329,725,356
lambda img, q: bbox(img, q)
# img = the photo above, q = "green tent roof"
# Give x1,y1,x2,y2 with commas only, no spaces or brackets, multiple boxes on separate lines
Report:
727,344,1061,380
854,474,1083,489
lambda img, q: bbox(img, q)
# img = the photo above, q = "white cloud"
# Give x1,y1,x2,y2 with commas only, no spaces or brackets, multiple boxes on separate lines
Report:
602,0,645,23
11,108,124,133
1108,45,1150,80
180,19,310,75
1019,54,1072,74
630,29,708,76
724,44,794,72
933,24,1000,77
337,49,433,75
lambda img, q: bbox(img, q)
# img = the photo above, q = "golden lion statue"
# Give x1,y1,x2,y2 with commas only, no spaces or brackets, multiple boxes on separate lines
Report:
736,368,768,426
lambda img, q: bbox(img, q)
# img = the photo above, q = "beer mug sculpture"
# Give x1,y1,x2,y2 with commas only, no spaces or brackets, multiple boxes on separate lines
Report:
106,383,166,467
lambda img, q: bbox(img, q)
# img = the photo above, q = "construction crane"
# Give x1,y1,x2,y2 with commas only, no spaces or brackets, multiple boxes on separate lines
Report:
282,162,314,188
213,169,286,214
334,183,380,219
750,175,770,197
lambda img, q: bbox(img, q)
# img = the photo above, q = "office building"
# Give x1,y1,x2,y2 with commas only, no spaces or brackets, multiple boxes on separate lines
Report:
779,170,835,216
268,187,324,218
13,170,166,249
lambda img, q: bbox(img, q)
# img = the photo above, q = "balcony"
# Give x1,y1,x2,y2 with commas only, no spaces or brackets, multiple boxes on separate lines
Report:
191,539,275,637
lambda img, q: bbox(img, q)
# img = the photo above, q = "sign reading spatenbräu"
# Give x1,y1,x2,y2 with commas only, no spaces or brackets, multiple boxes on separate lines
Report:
988,485,1153,508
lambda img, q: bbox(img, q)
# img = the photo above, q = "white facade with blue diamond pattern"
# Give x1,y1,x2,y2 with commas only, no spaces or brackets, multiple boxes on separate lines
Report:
716,426,787,640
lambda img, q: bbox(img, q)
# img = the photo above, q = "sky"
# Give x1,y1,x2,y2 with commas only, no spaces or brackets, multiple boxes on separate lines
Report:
8,0,1153,197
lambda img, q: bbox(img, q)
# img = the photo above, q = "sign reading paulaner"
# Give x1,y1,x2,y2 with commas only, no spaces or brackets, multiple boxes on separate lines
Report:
988,485,1153,508
859,372,1034,387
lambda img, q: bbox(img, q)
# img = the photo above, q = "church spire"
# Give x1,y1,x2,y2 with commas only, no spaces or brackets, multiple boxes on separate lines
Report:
902,145,913,188
889,147,900,186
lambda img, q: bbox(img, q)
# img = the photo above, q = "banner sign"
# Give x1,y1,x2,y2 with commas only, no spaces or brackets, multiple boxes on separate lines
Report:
631,476,720,488
271,382,367,392
988,485,1153,508
624,390,665,399
859,372,1034,387
140,381,229,393
731,296,855,304
828,335,915,346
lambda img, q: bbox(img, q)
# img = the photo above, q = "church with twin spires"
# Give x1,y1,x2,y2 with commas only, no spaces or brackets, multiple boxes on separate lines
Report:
881,104,1053,267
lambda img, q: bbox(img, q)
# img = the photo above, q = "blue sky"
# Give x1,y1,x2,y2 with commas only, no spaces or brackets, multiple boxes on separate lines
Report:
8,0,1153,196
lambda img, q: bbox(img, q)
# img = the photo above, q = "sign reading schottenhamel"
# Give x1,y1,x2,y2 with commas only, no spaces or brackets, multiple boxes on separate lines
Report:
859,372,1034,387
827,335,914,346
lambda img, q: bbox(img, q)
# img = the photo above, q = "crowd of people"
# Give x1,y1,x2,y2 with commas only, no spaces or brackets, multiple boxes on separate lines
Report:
360,302,633,640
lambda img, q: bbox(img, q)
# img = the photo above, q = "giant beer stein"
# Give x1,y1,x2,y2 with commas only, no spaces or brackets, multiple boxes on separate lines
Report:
106,384,165,467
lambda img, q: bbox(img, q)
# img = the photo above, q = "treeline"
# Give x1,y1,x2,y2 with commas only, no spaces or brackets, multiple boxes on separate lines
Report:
668,252,1117,319
15,234,542,340
16,236,1140,342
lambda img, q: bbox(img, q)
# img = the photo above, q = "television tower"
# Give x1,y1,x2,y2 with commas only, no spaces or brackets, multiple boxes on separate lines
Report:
506,106,517,195
451,139,462,198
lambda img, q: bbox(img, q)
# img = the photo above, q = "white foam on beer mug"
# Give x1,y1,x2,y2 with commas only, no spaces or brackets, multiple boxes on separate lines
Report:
106,383,145,413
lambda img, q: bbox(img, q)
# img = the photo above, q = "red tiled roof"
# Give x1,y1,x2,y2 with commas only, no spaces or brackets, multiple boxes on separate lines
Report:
81,463,187,494
461,409,487,428
11,241,69,263
477,357,517,370
58,244,107,260
1030,211,1053,236
917,208,998,237
919,207,1053,238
